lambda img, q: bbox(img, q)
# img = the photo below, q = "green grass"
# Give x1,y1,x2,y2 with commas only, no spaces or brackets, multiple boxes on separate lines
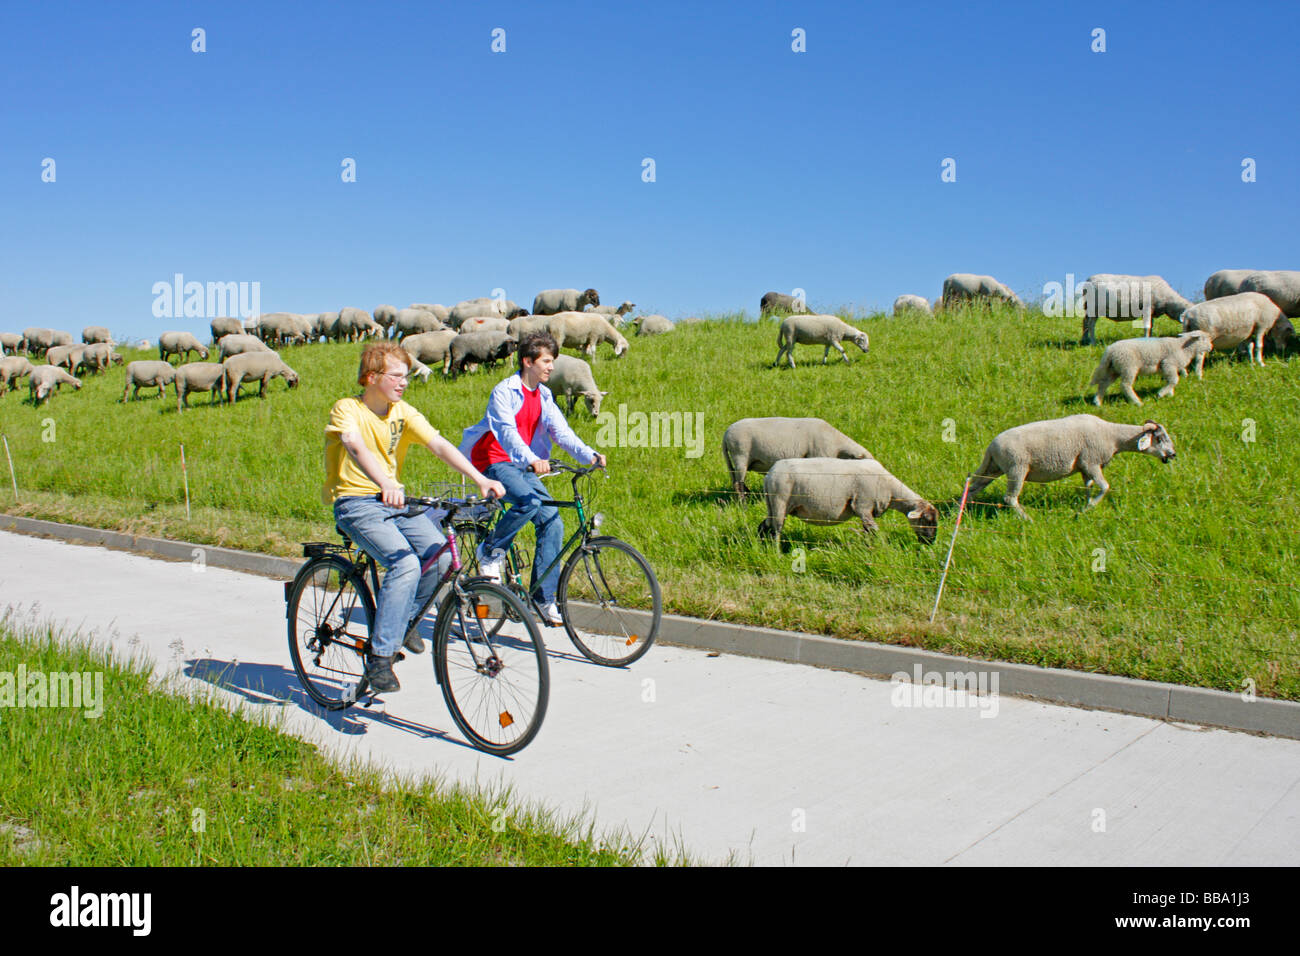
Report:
0,310,1296,700
0,619,682,865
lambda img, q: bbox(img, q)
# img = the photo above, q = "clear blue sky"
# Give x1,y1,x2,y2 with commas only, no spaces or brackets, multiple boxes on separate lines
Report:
2,0,1296,339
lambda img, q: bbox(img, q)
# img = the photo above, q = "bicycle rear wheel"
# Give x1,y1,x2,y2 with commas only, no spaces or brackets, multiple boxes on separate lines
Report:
558,536,661,667
287,556,373,709
434,578,549,755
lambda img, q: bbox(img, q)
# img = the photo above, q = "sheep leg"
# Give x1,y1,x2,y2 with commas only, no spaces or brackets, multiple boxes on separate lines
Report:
821,344,830,365
1156,361,1179,398
1194,352,1206,380
1002,469,1031,521
966,452,1001,499
1081,465,1110,510
1252,332,1266,367
1080,315,1096,346
1091,372,1113,406
1120,375,1143,405
835,341,850,364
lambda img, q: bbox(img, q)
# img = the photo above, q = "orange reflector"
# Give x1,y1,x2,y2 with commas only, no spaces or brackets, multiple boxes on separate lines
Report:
475,604,491,619
626,635,638,646
499,711,514,729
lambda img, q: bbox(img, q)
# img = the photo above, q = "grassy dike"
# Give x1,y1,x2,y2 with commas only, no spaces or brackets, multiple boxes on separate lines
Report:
0,622,666,865
0,308,1296,700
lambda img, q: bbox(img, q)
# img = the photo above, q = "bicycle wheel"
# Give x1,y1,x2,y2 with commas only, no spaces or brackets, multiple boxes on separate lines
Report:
434,578,549,755
287,556,373,709
558,536,661,667
454,522,522,637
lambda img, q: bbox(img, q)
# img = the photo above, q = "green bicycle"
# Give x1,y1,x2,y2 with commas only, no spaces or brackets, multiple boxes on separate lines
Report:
456,461,662,667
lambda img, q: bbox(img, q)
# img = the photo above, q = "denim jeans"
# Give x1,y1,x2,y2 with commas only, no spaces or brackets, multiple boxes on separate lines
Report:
484,462,564,603
333,495,449,658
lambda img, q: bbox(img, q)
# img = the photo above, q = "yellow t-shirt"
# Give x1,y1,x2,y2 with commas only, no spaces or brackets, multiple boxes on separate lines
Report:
322,397,439,504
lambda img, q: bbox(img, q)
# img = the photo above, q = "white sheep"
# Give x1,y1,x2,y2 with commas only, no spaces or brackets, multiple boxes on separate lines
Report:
122,361,177,401
636,314,674,336
940,274,1022,311
400,330,457,368
758,458,938,545
1089,332,1213,406
29,365,82,405
81,326,113,345
773,314,869,368
409,303,451,323
460,316,511,334
210,317,243,343
965,415,1176,519
174,362,227,411
1204,269,1259,301
589,301,636,324
393,308,446,338
46,344,87,372
77,343,123,375
1,332,23,354
1179,292,1284,372
448,297,527,327
222,352,300,402
159,331,210,363
217,334,272,360
1078,274,1191,343
759,291,809,318
549,312,629,358
547,354,607,416
892,294,932,316
1239,270,1300,317
722,418,873,498
533,288,599,315
0,356,35,396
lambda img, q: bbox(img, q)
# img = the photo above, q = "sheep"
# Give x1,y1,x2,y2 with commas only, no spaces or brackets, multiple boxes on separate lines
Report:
1089,332,1214,406
1239,270,1300,317
0,356,35,396
21,328,55,356
1204,270,1259,301
1078,274,1191,344
548,311,629,358
507,314,561,340
590,301,636,324
532,288,599,316
1,332,23,354
82,326,113,345
217,333,272,360
373,305,398,337
28,365,82,405
159,331,210,363
46,344,87,372
444,331,518,378
290,313,317,343
254,313,308,346
49,330,74,348
313,312,340,341
210,317,243,343
636,314,674,336
940,274,1023,312
892,294,932,316
758,458,938,545
1179,292,1285,373
222,352,300,402
460,316,511,334
409,303,451,323
547,354,607,416
76,343,123,374
965,415,1176,519
392,308,445,338
122,361,177,401
448,297,528,327
759,291,809,318
174,362,228,411
400,330,458,368
773,314,869,368
723,418,874,498
334,307,381,342
409,358,434,383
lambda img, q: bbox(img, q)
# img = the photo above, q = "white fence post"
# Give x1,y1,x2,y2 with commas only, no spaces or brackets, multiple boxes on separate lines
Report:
930,476,971,623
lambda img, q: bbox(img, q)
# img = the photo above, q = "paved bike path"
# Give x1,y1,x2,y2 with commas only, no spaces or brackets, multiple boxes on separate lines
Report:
2,530,1297,865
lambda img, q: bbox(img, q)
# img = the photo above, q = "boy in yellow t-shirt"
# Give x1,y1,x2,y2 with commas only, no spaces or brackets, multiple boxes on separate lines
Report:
324,343,503,693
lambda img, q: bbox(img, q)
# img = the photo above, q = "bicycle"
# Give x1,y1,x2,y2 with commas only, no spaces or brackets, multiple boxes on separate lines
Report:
455,461,662,667
284,493,549,756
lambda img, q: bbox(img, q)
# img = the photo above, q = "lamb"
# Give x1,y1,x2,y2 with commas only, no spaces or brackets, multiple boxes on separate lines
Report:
393,308,446,338
1179,292,1285,373
444,331,518,378
965,415,1176,519
122,361,177,401
1078,274,1192,344
1,333,23,354
46,344,87,372
940,274,1023,311
636,315,674,336
174,362,228,411
0,356,35,396
1204,269,1259,301
547,355,608,416
773,314,869,368
532,288,600,315
460,316,511,334
210,317,243,343
448,297,528,327
590,301,636,324
81,326,113,345
159,331,209,363
1239,270,1300,317
217,333,272,360
758,458,938,545
29,365,82,406
222,352,300,402
723,418,873,498
400,330,458,368
548,312,629,358
892,294,932,316
1089,332,1214,406
759,292,810,318
76,343,123,374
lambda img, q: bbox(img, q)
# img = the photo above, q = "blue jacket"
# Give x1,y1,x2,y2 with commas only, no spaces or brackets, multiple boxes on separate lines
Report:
459,373,598,467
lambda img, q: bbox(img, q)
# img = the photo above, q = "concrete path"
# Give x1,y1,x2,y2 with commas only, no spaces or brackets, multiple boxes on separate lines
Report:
2,530,1297,865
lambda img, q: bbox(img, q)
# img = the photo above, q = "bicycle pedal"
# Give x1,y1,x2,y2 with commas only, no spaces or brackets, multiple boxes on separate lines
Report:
394,651,406,662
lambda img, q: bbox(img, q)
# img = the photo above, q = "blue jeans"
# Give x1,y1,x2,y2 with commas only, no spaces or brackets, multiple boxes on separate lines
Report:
333,496,449,658
484,463,564,603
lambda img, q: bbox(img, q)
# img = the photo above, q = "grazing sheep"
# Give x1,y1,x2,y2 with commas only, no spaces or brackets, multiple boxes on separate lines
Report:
174,362,228,411
49,330,74,348
1089,332,1214,406
159,331,210,363
82,326,113,345
210,317,243,343
1239,270,1300,317
758,458,938,545
373,305,398,337
444,331,518,378
460,316,511,334
392,308,446,338
0,356,35,396
313,312,340,342
334,307,381,342
590,301,636,324
723,418,873,498
400,330,458,368
290,313,317,343
1180,292,1285,372
409,303,451,323
217,333,272,360
21,328,55,356
773,314,869,368
29,365,81,405
548,355,607,416
77,343,123,374
409,358,434,383
893,294,932,316
254,313,307,346
222,352,300,402
122,361,177,401
548,312,629,358
940,274,1022,311
965,415,1176,519
448,297,527,327
636,315,674,336
532,288,600,316
759,292,809,318
1078,274,1191,344
1204,269,1259,301
46,344,87,372
507,314,561,340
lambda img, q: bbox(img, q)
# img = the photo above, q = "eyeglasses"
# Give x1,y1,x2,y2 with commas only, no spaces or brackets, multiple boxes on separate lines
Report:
380,371,408,384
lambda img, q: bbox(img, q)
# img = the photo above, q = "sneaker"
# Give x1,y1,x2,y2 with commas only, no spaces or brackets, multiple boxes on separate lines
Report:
476,543,507,581
402,627,425,655
364,654,400,693
537,601,563,627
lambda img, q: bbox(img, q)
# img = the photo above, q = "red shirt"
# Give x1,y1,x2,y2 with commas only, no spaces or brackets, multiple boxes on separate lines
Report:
471,382,542,470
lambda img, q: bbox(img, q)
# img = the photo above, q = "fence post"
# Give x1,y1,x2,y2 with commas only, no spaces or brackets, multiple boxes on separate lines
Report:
930,475,971,623
180,443,191,521
2,435,17,501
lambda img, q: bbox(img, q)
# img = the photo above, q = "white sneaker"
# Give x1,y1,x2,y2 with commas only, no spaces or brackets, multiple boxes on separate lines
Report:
476,543,506,581
538,602,562,627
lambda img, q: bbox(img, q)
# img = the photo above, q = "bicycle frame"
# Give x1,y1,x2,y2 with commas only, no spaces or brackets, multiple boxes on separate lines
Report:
492,484,591,604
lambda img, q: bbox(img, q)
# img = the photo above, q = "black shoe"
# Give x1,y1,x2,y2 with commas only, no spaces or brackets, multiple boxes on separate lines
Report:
364,654,400,693
403,626,425,655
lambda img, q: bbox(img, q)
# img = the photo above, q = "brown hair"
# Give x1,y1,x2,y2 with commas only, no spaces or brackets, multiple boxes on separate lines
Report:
357,343,412,386
518,332,557,369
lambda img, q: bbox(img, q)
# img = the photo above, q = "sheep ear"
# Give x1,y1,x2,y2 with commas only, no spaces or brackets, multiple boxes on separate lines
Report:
907,506,924,519
599,390,609,396
1137,434,1152,451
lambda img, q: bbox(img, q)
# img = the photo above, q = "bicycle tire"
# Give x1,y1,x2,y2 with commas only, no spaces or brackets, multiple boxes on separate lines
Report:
287,555,373,709
454,521,522,637
557,536,661,667
433,578,549,755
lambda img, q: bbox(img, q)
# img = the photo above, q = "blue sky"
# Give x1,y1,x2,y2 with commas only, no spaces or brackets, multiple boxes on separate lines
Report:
1,0,1296,339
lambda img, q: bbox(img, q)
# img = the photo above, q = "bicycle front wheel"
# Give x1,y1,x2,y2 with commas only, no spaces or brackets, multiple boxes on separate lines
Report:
287,556,373,709
434,578,549,755
558,536,661,667
453,522,520,637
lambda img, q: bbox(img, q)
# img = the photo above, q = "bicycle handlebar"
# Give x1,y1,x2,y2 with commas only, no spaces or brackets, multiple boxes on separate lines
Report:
378,492,504,522
544,459,604,477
